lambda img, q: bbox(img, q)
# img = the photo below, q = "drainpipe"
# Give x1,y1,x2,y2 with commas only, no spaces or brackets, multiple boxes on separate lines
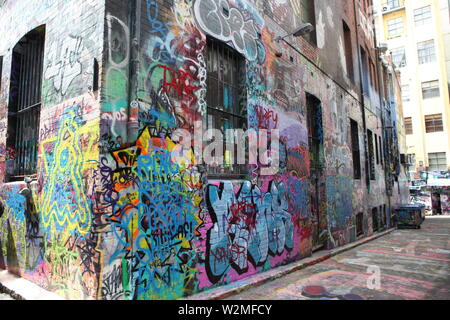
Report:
127,0,141,143
372,14,394,225
353,0,370,190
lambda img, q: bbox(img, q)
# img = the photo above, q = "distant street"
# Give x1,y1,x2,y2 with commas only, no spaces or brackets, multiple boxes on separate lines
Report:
227,217,450,300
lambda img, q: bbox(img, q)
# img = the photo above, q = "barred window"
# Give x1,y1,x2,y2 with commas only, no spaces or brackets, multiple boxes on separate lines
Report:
7,26,45,181
414,6,432,26
422,80,440,99
417,40,436,64
387,17,404,38
391,47,406,68
350,119,361,179
206,37,247,178
425,114,443,133
428,152,447,171
367,129,376,180
404,117,413,135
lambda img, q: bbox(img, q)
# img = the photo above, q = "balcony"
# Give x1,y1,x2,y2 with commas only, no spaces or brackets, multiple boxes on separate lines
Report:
381,0,405,15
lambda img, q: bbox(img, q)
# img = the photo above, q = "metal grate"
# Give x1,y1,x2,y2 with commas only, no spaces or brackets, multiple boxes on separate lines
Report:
7,27,45,180
206,37,248,178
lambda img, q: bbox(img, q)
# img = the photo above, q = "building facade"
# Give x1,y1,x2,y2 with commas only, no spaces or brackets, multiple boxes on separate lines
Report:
374,0,450,174
0,0,408,300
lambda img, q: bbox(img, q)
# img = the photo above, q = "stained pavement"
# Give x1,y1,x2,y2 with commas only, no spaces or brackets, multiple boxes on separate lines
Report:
226,217,450,300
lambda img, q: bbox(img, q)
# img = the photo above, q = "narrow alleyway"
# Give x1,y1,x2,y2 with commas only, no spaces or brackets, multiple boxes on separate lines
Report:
226,217,450,300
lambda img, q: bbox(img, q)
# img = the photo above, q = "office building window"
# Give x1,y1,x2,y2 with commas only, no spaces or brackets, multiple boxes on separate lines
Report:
428,152,447,171
425,114,443,133
386,0,400,9
422,80,440,99
391,47,406,68
414,6,432,26
206,37,247,178
387,17,404,38
417,40,436,64
404,117,413,135
7,26,45,181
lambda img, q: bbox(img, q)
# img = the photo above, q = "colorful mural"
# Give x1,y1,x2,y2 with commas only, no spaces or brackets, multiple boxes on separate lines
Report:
0,0,398,300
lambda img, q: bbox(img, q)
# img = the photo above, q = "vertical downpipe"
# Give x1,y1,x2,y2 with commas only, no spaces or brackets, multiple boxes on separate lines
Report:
353,0,371,191
127,0,141,142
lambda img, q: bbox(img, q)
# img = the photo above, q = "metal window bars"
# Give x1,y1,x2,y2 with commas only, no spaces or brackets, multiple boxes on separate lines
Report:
8,28,45,180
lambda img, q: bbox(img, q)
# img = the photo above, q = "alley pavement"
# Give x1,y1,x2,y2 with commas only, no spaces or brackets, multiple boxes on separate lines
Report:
226,217,450,300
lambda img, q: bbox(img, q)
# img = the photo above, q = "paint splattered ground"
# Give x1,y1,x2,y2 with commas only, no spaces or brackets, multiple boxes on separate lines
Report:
226,217,450,300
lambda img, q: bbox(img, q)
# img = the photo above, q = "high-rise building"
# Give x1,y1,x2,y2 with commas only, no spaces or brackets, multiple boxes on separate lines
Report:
374,0,450,175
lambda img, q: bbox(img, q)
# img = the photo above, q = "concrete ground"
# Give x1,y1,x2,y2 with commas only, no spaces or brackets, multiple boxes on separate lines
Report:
226,217,450,300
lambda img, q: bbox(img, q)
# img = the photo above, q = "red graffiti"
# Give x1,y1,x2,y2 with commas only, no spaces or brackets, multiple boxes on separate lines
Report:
254,105,279,130
228,201,257,231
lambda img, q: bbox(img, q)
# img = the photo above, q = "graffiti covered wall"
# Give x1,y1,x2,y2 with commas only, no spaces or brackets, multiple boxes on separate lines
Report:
0,0,105,299
0,0,394,300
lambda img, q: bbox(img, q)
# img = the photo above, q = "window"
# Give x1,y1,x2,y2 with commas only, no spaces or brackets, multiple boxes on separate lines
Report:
369,59,379,92
391,47,406,68
414,6,432,26
375,133,380,165
428,152,447,171
401,85,410,101
422,80,440,99
360,47,369,94
404,117,413,135
350,119,361,179
300,0,317,45
343,20,354,82
7,26,45,181
417,40,436,64
206,37,247,178
425,114,444,133
386,0,400,9
367,129,376,180
379,135,383,166
387,17,404,38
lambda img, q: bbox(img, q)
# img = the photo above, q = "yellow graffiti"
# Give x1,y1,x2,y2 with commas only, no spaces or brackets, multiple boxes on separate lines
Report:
40,107,99,241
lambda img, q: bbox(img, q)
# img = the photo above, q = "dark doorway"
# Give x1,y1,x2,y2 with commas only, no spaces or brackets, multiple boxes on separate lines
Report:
372,207,379,232
306,93,326,250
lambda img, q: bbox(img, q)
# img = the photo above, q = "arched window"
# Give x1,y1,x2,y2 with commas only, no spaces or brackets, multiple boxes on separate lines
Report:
7,26,45,181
